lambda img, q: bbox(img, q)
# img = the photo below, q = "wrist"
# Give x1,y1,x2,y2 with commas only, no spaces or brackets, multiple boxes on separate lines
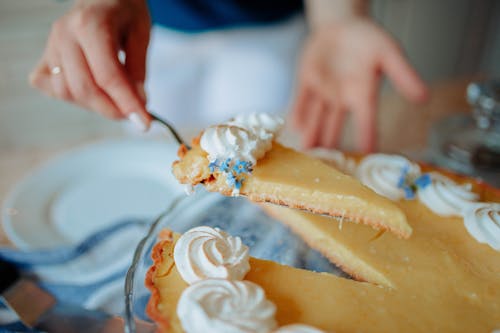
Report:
306,0,370,30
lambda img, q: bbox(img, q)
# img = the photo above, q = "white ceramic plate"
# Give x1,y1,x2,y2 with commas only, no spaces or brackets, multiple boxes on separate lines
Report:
1,139,184,250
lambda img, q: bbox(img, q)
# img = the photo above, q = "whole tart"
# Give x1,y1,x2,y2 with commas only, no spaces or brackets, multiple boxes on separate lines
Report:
147,154,500,332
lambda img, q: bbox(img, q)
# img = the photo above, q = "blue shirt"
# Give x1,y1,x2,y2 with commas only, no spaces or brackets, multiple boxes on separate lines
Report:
147,0,304,32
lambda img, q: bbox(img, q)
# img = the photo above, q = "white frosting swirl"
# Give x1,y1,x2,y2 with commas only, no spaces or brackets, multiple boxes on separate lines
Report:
177,279,277,333
417,173,478,217
174,226,250,284
200,125,270,165
356,154,421,201
228,113,284,141
463,203,500,251
274,324,326,333
308,148,357,175
201,113,283,165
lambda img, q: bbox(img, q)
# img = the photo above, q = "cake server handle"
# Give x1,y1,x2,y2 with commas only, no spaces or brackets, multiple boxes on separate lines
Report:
148,112,191,150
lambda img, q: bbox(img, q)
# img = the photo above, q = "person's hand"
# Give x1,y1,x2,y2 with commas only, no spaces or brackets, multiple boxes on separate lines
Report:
292,18,429,152
29,0,151,129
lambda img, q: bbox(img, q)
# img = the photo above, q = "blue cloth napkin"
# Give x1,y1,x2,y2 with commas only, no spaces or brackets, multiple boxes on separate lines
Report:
0,219,150,332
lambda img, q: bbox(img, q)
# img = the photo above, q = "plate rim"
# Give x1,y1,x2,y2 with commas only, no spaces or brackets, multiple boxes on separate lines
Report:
1,138,180,249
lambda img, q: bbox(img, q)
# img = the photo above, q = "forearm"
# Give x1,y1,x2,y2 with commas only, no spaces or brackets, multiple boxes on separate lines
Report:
305,0,370,28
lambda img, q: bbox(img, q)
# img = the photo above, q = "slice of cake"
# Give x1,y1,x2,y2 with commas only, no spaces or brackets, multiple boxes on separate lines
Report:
172,113,411,239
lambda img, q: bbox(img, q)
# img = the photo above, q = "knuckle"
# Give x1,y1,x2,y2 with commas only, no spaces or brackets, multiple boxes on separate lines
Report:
28,71,41,88
51,79,72,101
93,102,124,120
61,90,72,101
49,20,66,41
71,10,92,31
107,112,124,120
96,71,123,91
71,81,95,101
55,87,72,101
71,6,106,32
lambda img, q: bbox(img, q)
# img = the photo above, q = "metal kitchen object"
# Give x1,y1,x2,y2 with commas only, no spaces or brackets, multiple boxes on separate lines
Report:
428,79,500,186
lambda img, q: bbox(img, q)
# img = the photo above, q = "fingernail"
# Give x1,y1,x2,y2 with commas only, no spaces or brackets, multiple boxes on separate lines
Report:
128,112,148,132
136,82,147,103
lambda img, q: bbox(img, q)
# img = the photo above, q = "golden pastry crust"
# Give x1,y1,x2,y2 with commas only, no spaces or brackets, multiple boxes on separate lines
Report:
145,230,177,333
261,203,395,288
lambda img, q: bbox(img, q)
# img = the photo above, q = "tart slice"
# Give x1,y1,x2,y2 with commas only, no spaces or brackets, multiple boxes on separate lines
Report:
172,113,411,238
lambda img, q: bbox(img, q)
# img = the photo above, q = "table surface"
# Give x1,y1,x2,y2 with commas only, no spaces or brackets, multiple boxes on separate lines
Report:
0,77,477,247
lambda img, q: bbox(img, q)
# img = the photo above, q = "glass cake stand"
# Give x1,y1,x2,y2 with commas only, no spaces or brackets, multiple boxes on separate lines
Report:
123,189,347,333
428,80,500,187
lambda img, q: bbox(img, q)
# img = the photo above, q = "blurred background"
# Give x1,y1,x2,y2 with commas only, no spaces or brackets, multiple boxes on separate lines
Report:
1,0,499,209
1,0,499,147
0,0,499,321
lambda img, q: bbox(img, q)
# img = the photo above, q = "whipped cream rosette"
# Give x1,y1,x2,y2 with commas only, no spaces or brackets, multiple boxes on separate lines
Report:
200,125,266,165
357,154,421,201
201,113,284,166
417,173,479,217
463,203,500,250
200,113,284,194
177,279,277,333
227,113,284,142
173,226,250,284
308,148,357,176
173,226,326,333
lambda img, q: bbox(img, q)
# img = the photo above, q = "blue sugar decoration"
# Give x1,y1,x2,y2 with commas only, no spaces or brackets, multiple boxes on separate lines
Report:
226,173,243,190
210,157,253,191
220,158,232,173
414,173,432,189
397,165,410,189
208,160,219,173
226,172,237,187
233,160,253,175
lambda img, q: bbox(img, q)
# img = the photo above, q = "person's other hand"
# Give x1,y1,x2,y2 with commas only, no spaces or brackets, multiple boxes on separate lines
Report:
292,18,429,152
29,0,151,129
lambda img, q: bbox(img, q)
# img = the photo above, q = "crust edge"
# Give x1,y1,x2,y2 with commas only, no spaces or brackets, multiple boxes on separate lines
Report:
145,230,175,332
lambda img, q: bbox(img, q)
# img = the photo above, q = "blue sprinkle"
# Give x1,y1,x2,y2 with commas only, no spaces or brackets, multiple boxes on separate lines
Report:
397,165,410,189
220,158,232,173
233,160,253,175
414,174,432,189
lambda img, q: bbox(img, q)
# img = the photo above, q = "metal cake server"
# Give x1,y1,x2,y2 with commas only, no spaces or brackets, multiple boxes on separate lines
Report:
149,112,191,149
